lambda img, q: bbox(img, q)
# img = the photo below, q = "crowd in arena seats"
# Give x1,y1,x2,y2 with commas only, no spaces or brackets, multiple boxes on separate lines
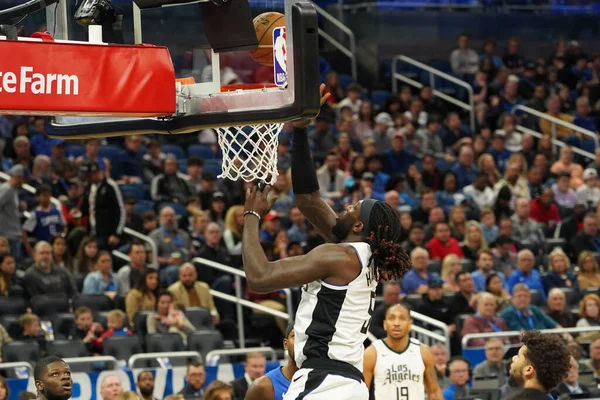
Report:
2,30,600,398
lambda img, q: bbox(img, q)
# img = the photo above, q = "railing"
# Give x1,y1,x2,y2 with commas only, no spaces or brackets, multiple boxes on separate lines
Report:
512,104,599,159
205,347,278,366
192,257,293,349
311,1,357,81
64,356,120,370
337,1,481,12
515,125,595,162
391,55,475,132
0,361,33,375
128,351,202,369
462,326,600,348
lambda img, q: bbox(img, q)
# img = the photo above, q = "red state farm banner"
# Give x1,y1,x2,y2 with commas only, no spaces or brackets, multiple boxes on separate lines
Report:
0,40,176,117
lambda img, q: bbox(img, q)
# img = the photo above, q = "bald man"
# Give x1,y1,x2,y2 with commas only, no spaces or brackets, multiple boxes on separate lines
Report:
168,263,220,324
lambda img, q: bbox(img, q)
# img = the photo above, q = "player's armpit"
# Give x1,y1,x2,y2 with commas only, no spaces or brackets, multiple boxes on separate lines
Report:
244,376,275,400
294,191,337,242
421,344,444,400
362,344,378,389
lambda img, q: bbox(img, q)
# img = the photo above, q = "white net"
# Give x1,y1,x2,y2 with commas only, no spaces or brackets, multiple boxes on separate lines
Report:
215,123,284,185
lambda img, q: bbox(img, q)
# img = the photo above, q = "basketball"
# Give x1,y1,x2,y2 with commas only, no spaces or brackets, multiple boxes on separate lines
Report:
249,11,286,67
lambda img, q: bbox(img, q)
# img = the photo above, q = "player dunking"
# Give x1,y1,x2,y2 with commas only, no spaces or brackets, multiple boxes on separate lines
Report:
242,84,411,400
363,304,443,400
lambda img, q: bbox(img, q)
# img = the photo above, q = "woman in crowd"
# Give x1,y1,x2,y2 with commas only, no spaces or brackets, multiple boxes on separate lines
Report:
441,254,463,293
125,269,160,327
0,253,20,297
336,133,356,172
51,235,72,272
82,251,119,299
190,211,209,252
486,274,511,312
543,249,578,295
576,294,600,329
355,101,375,140
147,291,196,345
477,153,501,186
399,211,413,243
208,193,226,231
435,172,462,213
348,155,366,181
461,221,489,262
448,205,467,242
323,71,344,104
0,375,9,400
73,236,98,277
222,205,244,260
577,251,600,289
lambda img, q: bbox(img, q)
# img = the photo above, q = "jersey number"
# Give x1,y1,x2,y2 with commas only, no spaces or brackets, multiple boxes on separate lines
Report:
396,387,409,400
360,291,376,334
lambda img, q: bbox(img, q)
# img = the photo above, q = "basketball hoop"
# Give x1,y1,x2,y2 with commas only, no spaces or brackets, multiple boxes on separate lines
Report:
215,83,283,185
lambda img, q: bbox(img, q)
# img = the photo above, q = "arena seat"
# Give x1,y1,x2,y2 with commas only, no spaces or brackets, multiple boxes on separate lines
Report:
98,145,122,162
185,307,214,330
103,335,144,361
133,311,154,335
31,294,69,318
187,330,224,362
66,143,85,159
2,340,41,364
404,294,424,310
559,287,579,306
529,289,543,306
204,159,223,176
371,90,390,109
119,185,145,201
47,339,88,358
427,260,442,275
0,297,27,316
188,144,217,160
95,311,129,330
52,313,75,339
161,144,186,160
338,73,354,91
133,200,155,215
146,333,186,353
0,315,21,338
73,294,114,313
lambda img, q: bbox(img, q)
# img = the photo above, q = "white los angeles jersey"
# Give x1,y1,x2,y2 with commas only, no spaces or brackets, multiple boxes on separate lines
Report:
294,242,377,371
373,338,425,400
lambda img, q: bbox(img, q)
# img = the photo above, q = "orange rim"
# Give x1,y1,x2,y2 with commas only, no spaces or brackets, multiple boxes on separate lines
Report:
221,83,278,92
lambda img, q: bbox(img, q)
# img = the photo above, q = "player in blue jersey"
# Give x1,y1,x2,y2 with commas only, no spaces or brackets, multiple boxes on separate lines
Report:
245,323,296,400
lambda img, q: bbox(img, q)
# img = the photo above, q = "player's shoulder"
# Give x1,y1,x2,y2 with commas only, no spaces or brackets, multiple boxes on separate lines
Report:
246,374,275,399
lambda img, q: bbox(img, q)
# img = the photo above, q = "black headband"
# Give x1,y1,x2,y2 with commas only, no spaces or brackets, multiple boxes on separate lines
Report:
360,199,377,237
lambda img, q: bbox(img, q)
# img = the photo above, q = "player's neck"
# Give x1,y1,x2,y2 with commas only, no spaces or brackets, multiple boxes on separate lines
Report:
384,334,410,352
523,379,547,393
282,361,298,381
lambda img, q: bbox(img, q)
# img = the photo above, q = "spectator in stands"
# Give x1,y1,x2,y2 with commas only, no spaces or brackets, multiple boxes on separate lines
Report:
430,344,449,387
577,168,600,207
11,136,32,171
116,242,147,296
178,361,206,397
113,136,144,184
500,283,558,331
449,147,475,191
208,192,227,231
401,223,425,254
0,323,11,362
571,212,600,256
573,96,598,133
411,188,437,224
147,291,195,345
480,208,498,245
421,153,443,191
92,310,131,352
511,198,545,245
449,33,479,78
231,352,266,400
550,356,589,398
136,371,157,400
50,235,72,272
426,221,464,260
503,37,524,74
576,251,600,289
99,375,124,400
441,254,462,293
123,194,143,234
142,140,166,183
125,268,159,327
0,253,21,297
402,247,432,294
168,263,219,324
23,241,77,299
149,206,192,285
529,187,561,233
463,172,495,210
472,250,505,292
585,338,600,377
500,79,523,115
546,288,576,328
442,357,471,400
473,338,506,386
222,205,243,262
73,236,98,278
486,273,511,313
417,119,444,159
461,221,489,262
316,152,345,203
75,139,110,176
383,133,415,176
0,375,8,400
507,249,546,301
308,113,337,165
259,211,280,242
543,249,578,295
424,207,445,242
28,155,52,191
370,280,400,339
23,185,65,245
151,155,192,204
29,117,51,157
286,206,307,245
416,276,455,329
576,293,600,328
195,221,233,282
68,306,103,356
82,251,118,298
448,206,467,241
337,83,362,115
492,234,518,276
486,136,510,176
494,162,531,206
79,161,125,251
0,165,25,260
18,313,47,357
552,147,584,189
588,148,600,176
449,272,476,318
190,211,208,251
462,292,511,347
371,113,393,154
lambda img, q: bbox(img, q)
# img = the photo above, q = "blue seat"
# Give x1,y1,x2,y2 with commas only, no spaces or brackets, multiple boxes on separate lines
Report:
66,144,85,158
161,144,186,160
119,184,145,201
160,202,188,218
178,159,187,174
204,159,222,177
98,145,122,163
371,90,390,109
134,200,155,215
581,139,596,154
188,144,217,160
338,73,354,92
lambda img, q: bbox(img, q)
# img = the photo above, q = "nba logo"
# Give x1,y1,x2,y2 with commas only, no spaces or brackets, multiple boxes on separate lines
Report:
273,26,287,88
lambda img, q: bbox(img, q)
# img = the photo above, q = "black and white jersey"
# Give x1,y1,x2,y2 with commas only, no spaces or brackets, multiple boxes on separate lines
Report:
372,338,425,400
294,242,377,371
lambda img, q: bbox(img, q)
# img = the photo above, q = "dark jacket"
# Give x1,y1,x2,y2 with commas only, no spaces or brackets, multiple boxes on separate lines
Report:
571,232,600,258
547,310,576,328
151,172,193,204
369,303,389,339
550,382,590,398
22,264,78,300
231,376,249,400
542,271,579,297
178,384,204,398
450,292,476,319
416,294,453,326
81,178,126,237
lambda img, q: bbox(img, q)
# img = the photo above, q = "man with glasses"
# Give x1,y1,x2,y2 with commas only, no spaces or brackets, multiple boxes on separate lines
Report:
473,338,507,386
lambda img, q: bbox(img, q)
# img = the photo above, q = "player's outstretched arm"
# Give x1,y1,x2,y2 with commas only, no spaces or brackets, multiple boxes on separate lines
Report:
421,344,443,400
362,344,378,389
291,84,337,242
244,376,274,400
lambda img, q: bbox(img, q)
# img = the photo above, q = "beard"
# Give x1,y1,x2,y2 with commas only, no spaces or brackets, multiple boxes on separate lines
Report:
331,218,355,243
37,260,51,269
139,386,154,397
164,220,178,232
508,370,524,388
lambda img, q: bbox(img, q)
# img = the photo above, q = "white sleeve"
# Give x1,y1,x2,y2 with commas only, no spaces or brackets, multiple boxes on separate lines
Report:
22,212,37,233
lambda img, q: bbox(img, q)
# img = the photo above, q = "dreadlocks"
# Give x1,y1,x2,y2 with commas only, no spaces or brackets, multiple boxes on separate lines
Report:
364,202,411,281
